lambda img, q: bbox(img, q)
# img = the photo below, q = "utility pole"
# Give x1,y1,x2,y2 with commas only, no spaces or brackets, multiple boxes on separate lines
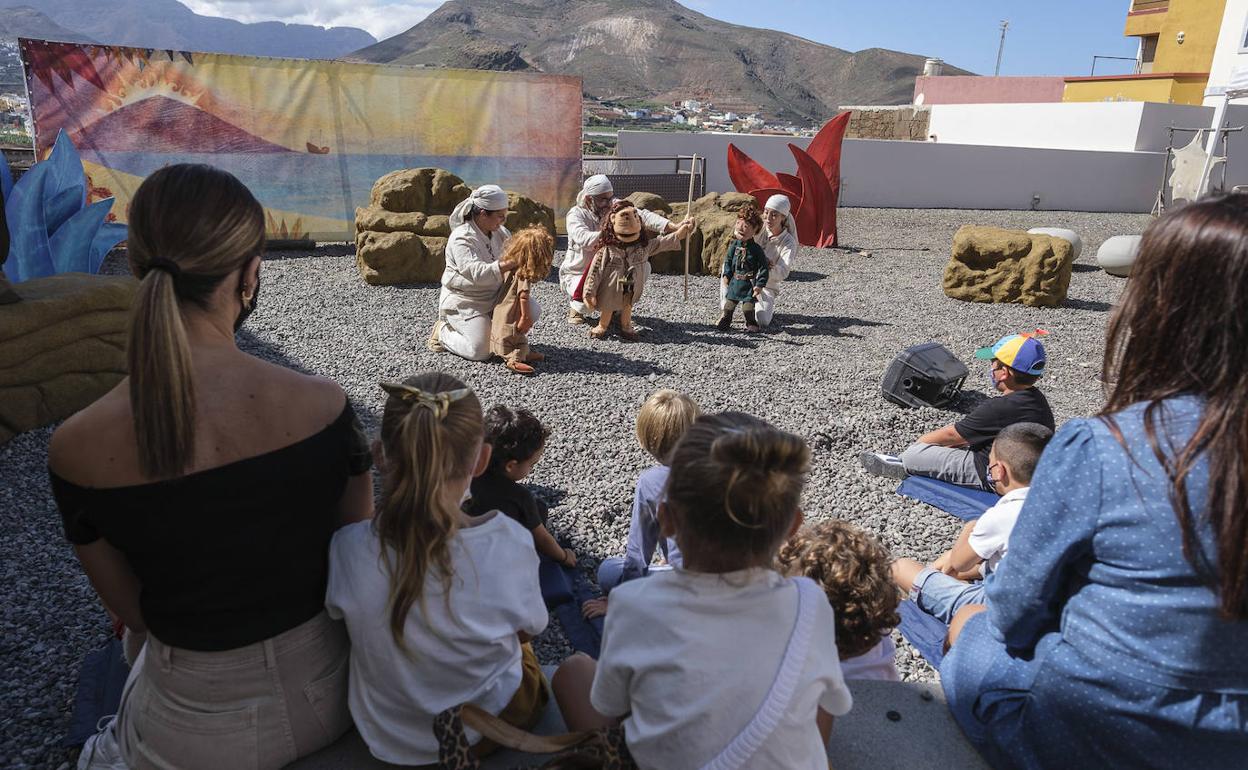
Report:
994,20,1009,76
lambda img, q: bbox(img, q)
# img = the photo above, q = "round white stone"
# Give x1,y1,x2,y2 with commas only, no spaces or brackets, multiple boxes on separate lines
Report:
1028,227,1083,260
1096,234,1143,277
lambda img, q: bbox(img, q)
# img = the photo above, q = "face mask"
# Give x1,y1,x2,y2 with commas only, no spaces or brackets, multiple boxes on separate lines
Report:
234,273,260,332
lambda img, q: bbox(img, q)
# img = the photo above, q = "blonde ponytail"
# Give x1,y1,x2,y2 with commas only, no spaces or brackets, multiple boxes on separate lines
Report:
374,373,483,652
124,164,265,479
127,269,196,479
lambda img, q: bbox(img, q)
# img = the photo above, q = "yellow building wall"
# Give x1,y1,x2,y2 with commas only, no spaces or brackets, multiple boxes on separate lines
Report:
1125,8,1166,37
1064,78,1176,104
1152,0,1227,72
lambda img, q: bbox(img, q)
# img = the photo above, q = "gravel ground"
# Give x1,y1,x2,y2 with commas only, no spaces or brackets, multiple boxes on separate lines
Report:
0,207,1152,769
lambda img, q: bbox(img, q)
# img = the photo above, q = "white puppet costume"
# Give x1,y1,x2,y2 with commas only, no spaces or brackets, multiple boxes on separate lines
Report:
434,185,511,361
754,194,799,328
561,174,672,321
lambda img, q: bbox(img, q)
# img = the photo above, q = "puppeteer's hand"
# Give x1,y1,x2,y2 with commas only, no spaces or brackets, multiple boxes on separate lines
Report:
582,597,608,619
676,218,696,238
752,286,763,298
498,259,518,272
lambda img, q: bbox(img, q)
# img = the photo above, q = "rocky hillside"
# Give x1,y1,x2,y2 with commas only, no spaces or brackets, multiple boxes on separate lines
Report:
0,0,374,59
350,0,970,124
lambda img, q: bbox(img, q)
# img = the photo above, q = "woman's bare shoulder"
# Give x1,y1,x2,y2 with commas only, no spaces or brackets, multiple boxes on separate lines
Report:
48,381,133,479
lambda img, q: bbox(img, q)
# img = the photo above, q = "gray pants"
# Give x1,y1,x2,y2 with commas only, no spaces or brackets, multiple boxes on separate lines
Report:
900,442,990,490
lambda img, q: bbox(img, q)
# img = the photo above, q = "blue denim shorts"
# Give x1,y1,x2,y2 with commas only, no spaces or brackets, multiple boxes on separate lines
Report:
912,567,987,625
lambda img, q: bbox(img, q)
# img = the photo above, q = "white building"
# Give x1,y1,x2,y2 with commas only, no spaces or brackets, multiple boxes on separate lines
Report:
681,99,702,111
1205,0,1248,106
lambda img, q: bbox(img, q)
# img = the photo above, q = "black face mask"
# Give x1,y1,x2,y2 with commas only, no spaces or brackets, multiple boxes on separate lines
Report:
234,273,260,332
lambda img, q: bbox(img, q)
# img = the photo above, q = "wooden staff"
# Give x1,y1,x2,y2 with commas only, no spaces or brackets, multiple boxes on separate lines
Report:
683,153,698,302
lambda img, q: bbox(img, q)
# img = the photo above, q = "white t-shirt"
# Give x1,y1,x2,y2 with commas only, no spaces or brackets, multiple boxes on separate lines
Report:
968,486,1029,574
326,513,548,765
590,568,853,770
838,636,900,681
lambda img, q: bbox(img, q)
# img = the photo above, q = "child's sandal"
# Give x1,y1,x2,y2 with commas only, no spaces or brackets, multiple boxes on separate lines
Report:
505,360,536,375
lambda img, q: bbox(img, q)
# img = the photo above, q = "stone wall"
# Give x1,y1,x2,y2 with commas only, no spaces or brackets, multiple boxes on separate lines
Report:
842,106,931,141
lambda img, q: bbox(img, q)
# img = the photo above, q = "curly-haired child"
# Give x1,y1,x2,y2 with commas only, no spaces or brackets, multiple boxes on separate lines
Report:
579,200,694,341
779,520,902,681
553,413,852,768
468,405,577,569
491,226,555,375
717,205,769,333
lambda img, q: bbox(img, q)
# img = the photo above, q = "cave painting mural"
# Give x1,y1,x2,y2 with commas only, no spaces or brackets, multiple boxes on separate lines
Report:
18,39,583,241
726,111,850,248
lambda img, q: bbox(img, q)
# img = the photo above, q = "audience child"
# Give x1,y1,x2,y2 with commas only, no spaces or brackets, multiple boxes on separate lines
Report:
860,332,1055,491
580,200,695,341
491,226,555,376
553,413,853,769
326,374,548,766
717,205,770,332
467,405,576,568
778,519,902,681
584,389,700,616
891,423,1053,628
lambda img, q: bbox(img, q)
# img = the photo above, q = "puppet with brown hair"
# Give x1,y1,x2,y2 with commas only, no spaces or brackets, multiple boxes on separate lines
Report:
491,226,555,375
578,200,694,341
717,205,769,333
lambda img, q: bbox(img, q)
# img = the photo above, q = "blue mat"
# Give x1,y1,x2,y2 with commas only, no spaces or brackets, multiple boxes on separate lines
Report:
897,599,949,669
896,476,999,521
65,638,129,748
539,558,604,658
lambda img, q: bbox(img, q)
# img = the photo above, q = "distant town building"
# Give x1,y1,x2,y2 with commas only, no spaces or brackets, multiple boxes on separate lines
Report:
627,108,651,119
681,99,702,111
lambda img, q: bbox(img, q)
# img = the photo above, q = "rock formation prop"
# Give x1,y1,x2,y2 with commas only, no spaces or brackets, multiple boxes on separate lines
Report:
726,111,850,248
3,130,128,284
943,226,1075,308
0,273,136,444
354,168,554,286
1096,235,1141,278
633,191,756,275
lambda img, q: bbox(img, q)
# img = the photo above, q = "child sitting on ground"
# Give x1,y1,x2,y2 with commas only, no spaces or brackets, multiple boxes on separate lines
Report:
582,389,700,618
553,413,853,769
467,405,577,569
779,519,902,681
491,226,555,375
717,204,769,333
326,374,549,766
891,422,1053,627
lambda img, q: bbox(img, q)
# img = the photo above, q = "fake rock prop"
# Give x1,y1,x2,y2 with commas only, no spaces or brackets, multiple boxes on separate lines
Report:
355,168,554,286
0,273,136,444
1096,235,1141,278
943,226,1074,308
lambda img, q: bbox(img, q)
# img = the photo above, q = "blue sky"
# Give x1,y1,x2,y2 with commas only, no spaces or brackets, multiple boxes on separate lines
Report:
685,0,1141,76
184,0,1142,77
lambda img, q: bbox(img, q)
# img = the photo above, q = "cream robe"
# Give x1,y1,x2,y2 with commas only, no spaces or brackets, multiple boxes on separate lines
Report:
438,221,511,360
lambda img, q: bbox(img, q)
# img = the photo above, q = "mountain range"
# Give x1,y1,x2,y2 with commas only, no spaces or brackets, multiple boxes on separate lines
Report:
350,0,971,124
0,0,375,59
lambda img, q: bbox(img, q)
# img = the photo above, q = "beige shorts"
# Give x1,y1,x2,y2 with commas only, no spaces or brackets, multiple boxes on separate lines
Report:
117,611,351,770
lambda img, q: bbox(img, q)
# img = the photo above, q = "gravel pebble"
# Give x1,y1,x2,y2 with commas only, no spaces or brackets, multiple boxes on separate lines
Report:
0,207,1151,768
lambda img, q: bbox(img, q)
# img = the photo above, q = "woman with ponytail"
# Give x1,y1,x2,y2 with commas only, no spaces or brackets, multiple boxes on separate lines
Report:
325,373,548,766
553,412,853,770
48,164,374,769
942,194,1248,768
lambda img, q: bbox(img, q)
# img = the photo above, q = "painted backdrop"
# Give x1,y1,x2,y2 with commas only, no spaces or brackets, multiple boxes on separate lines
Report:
19,39,583,240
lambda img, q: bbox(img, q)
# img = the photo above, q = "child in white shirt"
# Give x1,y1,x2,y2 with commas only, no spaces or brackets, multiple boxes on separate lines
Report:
779,519,902,681
552,412,853,770
892,422,1053,627
325,374,549,766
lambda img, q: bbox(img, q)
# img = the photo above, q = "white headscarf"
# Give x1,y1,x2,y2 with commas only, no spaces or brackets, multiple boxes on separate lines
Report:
763,194,797,241
577,174,614,210
449,184,510,228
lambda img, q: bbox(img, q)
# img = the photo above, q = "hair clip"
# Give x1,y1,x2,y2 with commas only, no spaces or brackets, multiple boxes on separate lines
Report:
379,381,471,420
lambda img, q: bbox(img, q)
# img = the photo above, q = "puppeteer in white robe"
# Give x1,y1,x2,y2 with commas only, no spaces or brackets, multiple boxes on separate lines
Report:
753,194,799,328
560,176,671,314
438,215,511,361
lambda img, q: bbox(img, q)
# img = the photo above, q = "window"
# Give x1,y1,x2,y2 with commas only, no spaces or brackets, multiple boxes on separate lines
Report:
1241,11,1248,53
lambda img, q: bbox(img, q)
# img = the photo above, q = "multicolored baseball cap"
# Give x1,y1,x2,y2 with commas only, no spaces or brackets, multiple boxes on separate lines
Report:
974,331,1048,376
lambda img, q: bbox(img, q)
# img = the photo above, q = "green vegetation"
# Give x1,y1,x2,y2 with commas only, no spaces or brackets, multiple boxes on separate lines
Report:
0,131,33,148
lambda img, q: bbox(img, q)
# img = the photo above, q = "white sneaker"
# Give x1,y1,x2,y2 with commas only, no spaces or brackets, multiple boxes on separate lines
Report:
78,715,127,769
858,452,909,480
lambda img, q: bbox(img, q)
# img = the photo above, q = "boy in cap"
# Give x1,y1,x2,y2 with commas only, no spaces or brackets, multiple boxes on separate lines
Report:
860,332,1055,491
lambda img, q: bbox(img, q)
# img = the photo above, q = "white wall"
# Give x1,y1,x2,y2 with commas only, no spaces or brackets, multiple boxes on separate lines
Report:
925,102,1214,152
1206,0,1248,105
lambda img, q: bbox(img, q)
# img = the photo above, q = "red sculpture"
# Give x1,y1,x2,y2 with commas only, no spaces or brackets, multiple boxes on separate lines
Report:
727,111,851,248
